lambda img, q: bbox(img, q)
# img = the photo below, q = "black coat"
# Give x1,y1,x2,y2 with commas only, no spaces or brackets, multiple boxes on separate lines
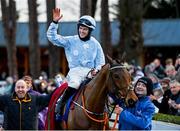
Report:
153,89,171,114
169,91,180,116
0,92,51,130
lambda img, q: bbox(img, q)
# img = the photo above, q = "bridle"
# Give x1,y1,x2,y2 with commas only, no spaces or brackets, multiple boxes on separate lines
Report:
72,64,133,129
110,65,127,70
107,64,134,118
109,64,133,99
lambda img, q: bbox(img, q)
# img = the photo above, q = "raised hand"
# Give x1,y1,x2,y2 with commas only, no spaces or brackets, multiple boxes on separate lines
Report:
53,8,63,22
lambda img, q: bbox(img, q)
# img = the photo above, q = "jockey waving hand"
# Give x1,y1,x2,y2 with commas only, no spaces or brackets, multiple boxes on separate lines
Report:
47,8,105,120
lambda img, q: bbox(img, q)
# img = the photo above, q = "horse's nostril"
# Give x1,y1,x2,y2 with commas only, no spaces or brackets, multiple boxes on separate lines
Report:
128,98,136,107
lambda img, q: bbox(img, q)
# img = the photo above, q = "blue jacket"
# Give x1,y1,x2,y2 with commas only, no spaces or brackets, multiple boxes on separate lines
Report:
118,96,155,130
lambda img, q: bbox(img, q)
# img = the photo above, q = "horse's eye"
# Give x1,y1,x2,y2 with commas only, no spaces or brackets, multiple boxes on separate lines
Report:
113,74,120,79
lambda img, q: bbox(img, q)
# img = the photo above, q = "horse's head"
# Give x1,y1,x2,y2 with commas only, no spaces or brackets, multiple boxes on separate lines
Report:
106,55,138,107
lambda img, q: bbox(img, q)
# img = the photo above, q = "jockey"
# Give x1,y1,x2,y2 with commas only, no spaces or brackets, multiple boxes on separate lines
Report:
47,8,105,120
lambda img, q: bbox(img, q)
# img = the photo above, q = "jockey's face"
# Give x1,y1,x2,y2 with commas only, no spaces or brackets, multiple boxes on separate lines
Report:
15,80,29,98
78,25,89,38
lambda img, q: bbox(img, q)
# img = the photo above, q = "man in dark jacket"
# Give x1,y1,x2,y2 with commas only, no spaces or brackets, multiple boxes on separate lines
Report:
168,79,180,116
0,79,52,130
150,77,172,114
23,75,48,130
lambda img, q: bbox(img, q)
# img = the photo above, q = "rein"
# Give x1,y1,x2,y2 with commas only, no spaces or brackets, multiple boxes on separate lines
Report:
81,94,120,131
73,101,104,116
81,95,108,131
81,95,108,123
77,64,129,130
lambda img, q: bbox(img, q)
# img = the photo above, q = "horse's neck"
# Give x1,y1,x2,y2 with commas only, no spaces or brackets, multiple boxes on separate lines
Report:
83,64,110,113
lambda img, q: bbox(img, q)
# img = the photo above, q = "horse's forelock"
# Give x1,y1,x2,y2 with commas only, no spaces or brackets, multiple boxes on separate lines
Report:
110,63,131,93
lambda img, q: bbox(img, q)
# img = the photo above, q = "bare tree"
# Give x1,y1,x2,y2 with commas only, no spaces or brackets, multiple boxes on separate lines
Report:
28,0,41,78
92,0,98,17
80,0,98,17
1,0,18,78
80,0,92,16
46,0,61,78
175,0,180,17
118,0,144,65
100,0,112,56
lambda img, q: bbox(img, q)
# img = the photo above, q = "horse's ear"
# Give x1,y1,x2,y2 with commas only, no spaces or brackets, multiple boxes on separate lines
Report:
106,54,115,64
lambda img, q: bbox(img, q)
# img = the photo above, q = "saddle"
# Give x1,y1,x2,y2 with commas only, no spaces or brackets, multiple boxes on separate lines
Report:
57,78,92,121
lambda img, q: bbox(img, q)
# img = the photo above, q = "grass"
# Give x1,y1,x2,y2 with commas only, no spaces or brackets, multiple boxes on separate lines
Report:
153,113,180,125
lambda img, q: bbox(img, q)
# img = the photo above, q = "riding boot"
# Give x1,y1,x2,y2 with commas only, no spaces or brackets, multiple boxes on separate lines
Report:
55,87,77,121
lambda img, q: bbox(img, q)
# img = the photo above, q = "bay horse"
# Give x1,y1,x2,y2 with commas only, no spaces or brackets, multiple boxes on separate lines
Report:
55,56,138,130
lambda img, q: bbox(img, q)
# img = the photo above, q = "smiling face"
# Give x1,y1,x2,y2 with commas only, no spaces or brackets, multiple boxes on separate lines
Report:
170,81,180,95
135,82,147,97
78,25,89,38
15,80,28,98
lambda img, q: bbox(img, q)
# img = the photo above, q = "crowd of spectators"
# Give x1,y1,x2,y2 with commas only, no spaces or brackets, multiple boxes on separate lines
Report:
128,55,180,116
0,72,62,130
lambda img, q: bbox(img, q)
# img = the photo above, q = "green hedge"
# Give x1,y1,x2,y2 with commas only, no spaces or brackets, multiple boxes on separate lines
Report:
153,113,180,125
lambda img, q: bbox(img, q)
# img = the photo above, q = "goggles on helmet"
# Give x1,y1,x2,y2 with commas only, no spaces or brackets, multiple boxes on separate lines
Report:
78,18,94,28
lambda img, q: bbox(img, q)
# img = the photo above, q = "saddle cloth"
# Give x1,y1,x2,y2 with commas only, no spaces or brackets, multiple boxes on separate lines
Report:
45,78,91,130
45,82,68,130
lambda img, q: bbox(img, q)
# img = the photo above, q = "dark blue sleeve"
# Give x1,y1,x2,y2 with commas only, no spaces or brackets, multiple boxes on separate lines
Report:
119,101,155,129
36,94,51,109
0,95,8,111
109,94,126,108
36,88,57,109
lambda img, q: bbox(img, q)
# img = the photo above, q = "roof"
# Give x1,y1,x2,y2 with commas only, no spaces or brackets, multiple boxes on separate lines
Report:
143,19,180,46
0,19,180,47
